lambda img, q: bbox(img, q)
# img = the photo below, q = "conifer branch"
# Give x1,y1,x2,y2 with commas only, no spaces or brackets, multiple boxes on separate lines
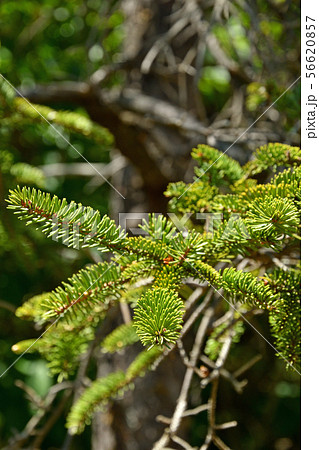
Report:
6,186,126,253
133,287,185,349
8,140,301,445
101,323,139,353
67,346,162,434
243,143,301,176
14,98,113,146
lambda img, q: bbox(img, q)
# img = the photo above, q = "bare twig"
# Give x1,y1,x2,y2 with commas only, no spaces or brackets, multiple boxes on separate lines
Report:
119,302,131,324
215,421,237,430
180,288,215,338
15,380,43,409
171,434,197,450
40,157,127,179
233,354,262,378
184,287,204,311
31,390,72,449
61,316,111,448
177,339,190,366
141,17,189,74
153,306,215,450
210,308,263,346
200,311,237,450
156,404,210,425
4,382,73,449
201,320,236,388
199,355,247,394
153,288,215,371
211,435,231,450
0,299,16,313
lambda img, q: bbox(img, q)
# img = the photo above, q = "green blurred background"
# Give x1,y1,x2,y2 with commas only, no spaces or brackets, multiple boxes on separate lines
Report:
0,0,300,448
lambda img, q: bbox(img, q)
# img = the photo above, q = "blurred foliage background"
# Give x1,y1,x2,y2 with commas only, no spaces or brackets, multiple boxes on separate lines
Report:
0,0,300,448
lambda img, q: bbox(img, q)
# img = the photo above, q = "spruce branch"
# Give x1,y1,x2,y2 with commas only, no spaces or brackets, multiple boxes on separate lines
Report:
15,292,51,324
101,323,139,353
42,262,125,317
191,262,278,310
67,346,162,434
192,144,244,187
266,269,301,368
246,197,300,237
6,187,174,263
139,213,177,242
10,163,45,188
125,346,162,379
133,287,185,349
12,324,94,382
7,139,301,446
165,180,219,214
6,186,126,252
14,98,113,146
243,143,301,176
66,371,127,434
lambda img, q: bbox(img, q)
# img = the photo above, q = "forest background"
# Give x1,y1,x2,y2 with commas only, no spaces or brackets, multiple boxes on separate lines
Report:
0,1,300,449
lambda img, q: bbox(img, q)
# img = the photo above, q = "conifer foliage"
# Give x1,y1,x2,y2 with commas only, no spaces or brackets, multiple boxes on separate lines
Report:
7,141,301,443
